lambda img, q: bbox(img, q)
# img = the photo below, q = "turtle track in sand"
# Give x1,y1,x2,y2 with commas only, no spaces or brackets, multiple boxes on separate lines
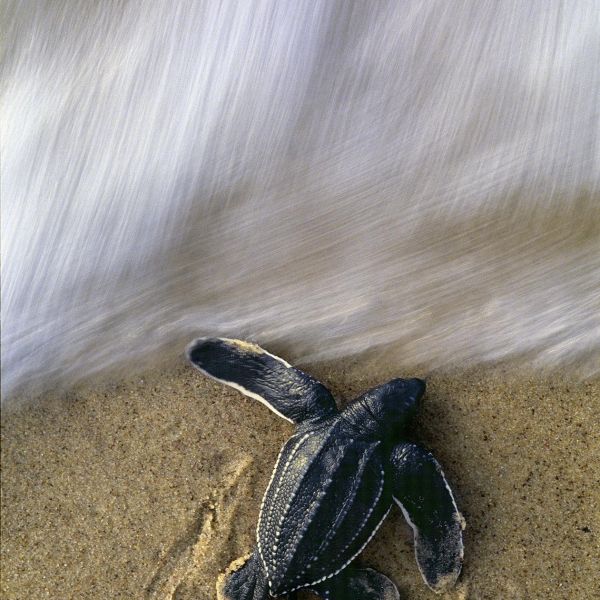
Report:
145,457,254,600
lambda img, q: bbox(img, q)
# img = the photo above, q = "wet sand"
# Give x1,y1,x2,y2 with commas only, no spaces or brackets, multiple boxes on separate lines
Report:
2,359,599,599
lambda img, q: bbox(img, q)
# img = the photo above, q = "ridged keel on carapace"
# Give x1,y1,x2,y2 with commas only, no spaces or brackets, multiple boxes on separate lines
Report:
256,421,391,595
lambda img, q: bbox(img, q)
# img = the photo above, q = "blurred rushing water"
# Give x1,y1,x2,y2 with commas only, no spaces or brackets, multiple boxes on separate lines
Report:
2,1,599,399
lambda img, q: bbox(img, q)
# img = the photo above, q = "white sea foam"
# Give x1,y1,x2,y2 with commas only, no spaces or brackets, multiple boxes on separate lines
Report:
2,1,599,399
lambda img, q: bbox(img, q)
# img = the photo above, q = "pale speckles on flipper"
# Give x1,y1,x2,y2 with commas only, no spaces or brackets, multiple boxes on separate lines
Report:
216,554,253,600
220,338,293,368
145,457,254,600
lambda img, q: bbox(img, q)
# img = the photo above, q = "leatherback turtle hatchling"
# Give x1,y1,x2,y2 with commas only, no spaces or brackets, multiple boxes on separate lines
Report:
187,338,464,599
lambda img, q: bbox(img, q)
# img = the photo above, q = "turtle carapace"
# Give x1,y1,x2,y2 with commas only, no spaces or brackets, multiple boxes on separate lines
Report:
187,338,464,599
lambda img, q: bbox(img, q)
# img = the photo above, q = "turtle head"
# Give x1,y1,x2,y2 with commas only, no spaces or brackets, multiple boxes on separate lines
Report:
342,378,425,439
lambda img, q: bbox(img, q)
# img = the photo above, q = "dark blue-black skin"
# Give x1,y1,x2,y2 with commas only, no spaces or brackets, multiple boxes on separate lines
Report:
187,338,464,600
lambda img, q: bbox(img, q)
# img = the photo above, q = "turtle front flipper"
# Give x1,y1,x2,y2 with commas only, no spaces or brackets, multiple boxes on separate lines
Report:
187,338,337,423
308,567,400,600
389,442,464,593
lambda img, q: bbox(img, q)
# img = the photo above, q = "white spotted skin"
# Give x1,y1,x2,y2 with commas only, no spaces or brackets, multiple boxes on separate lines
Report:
256,418,392,596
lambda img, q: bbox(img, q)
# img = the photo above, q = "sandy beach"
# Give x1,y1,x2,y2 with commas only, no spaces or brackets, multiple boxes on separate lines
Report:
2,358,599,599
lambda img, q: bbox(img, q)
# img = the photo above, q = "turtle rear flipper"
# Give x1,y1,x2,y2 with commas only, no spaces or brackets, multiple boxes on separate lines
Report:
217,553,271,600
187,337,337,423
309,567,400,600
390,442,464,593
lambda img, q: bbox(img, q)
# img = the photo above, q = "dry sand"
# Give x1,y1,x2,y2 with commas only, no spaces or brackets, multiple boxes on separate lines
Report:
2,358,599,599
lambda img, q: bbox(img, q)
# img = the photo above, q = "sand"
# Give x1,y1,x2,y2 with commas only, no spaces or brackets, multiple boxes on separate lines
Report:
2,359,599,599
